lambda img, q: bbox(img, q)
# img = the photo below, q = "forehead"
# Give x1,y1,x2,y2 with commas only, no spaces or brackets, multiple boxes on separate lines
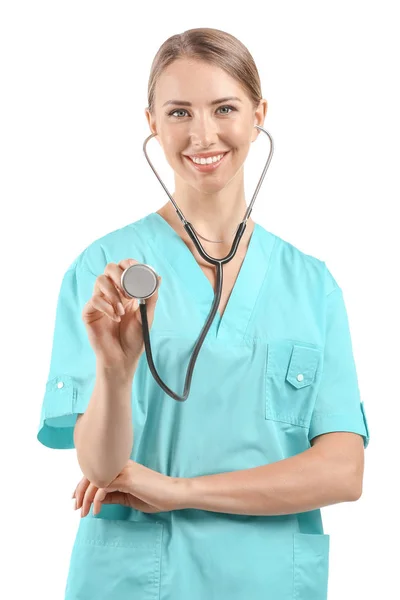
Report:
155,59,242,100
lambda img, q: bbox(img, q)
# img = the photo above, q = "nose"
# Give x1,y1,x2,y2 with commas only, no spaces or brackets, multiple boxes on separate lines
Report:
189,113,218,148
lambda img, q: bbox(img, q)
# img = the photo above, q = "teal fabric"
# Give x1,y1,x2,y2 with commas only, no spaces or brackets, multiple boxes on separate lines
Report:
38,212,370,599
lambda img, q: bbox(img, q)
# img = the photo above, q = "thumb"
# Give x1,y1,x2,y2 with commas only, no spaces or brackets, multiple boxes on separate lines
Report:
93,483,125,503
93,489,130,514
100,491,127,505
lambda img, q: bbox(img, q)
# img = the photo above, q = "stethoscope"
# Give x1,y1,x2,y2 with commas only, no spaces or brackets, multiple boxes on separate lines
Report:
120,125,274,402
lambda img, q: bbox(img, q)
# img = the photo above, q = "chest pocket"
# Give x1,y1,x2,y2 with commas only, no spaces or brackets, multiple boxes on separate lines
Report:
265,341,322,427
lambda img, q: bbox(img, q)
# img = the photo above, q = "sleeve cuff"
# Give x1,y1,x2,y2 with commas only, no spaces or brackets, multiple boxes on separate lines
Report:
37,374,94,449
308,402,370,449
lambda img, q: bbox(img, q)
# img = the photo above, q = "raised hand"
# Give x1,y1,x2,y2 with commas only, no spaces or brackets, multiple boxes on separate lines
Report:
82,258,161,374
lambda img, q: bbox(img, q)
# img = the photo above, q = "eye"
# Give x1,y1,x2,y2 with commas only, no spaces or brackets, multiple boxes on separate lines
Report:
217,105,236,115
168,108,189,118
168,105,237,118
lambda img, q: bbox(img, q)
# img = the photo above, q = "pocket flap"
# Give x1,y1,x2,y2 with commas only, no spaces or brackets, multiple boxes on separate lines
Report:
286,345,320,389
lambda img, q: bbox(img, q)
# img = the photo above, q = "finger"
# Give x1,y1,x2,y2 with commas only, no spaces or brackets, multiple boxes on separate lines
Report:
92,490,127,515
98,491,138,512
81,483,99,517
104,263,132,304
72,486,78,510
94,273,126,317
93,488,109,516
104,259,141,305
88,293,122,323
118,258,139,271
75,477,91,510
94,490,159,513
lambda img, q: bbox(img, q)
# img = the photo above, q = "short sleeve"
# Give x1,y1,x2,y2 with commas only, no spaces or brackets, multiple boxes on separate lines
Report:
37,250,103,449
308,264,370,449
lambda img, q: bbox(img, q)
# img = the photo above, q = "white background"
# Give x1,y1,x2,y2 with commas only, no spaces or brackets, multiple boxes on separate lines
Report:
1,1,398,598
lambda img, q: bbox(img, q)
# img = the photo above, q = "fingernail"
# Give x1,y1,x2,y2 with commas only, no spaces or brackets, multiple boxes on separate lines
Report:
117,302,125,315
72,498,77,510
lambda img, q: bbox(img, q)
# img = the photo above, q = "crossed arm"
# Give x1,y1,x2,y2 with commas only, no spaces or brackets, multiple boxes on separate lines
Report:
75,431,364,517
180,431,365,515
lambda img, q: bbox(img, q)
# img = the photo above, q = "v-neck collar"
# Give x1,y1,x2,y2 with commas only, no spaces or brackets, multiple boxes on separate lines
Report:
145,211,276,341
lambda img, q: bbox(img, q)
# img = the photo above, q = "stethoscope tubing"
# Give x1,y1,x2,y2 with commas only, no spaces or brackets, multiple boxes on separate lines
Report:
137,125,274,401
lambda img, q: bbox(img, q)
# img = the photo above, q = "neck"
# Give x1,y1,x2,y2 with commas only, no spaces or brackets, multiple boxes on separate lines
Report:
157,205,255,261
166,177,253,242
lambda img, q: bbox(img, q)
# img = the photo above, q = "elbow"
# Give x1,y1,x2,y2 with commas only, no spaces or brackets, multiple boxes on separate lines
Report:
340,446,365,502
345,466,364,502
74,422,122,488
347,478,363,501
75,446,128,489
77,461,119,489
90,476,116,490
75,451,122,489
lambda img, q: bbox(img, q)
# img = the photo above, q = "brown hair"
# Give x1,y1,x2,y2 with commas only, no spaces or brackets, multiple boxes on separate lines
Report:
147,28,263,115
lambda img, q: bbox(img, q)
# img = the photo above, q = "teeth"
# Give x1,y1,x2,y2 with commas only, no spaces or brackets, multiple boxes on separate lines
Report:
190,153,225,165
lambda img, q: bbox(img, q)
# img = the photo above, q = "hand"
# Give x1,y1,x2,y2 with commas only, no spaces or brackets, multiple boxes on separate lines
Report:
73,478,162,516
82,259,162,372
72,460,187,517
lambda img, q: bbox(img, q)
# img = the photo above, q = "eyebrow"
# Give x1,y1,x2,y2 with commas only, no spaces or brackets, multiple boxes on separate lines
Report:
162,96,242,107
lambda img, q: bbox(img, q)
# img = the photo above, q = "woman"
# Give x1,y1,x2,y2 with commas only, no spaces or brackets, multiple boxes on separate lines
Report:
37,27,370,600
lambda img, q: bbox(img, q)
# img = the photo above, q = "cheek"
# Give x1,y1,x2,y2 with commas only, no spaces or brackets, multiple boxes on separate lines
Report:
163,137,187,164
157,139,183,168
223,126,252,153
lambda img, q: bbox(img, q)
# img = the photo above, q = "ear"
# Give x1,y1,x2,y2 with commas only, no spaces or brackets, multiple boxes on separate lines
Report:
144,107,158,136
144,107,162,147
252,99,268,142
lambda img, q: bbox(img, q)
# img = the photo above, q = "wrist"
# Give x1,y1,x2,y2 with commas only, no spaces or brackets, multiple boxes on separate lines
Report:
96,360,137,384
175,477,195,510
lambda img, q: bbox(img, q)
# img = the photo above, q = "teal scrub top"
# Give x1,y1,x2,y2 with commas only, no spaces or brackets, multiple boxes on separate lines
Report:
37,212,370,600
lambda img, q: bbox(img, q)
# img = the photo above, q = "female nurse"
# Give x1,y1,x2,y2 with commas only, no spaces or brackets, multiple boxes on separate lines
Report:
37,27,370,600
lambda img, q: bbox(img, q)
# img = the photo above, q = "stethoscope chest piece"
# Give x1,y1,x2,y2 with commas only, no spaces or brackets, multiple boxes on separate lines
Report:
121,263,159,301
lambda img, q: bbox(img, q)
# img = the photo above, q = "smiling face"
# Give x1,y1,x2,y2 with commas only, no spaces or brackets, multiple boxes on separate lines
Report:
145,58,267,194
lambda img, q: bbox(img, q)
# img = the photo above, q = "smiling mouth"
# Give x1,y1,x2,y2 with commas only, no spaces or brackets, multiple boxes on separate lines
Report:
184,151,230,172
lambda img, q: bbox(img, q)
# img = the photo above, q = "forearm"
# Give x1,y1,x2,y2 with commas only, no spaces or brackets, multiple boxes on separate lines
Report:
183,446,358,516
74,362,136,488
